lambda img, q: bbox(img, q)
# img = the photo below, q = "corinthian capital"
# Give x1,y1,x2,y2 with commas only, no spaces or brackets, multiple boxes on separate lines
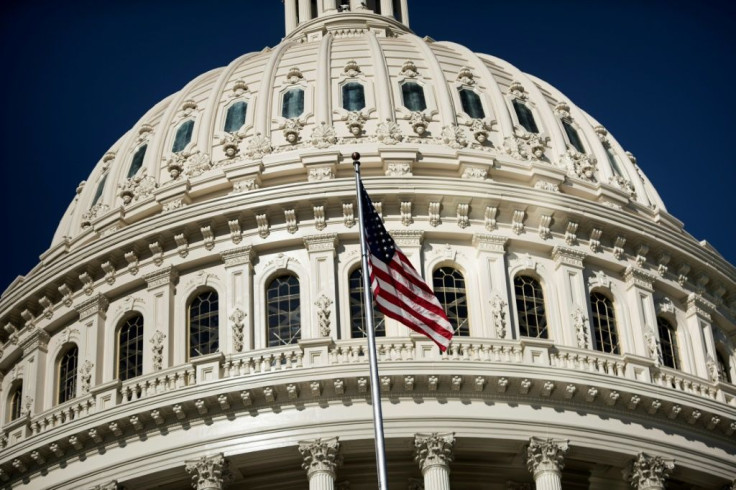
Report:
185,453,227,490
625,453,674,490
299,437,342,479
526,437,569,477
414,433,455,473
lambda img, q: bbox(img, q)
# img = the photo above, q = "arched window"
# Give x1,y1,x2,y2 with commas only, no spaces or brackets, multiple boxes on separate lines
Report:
401,82,427,112
172,120,195,153
562,120,585,153
349,267,385,338
118,314,144,381
604,145,625,177
91,174,107,206
656,317,680,370
590,292,619,354
267,275,301,346
513,276,547,338
127,144,147,179
8,382,23,421
342,82,366,112
224,101,247,133
432,267,469,336
58,345,79,404
189,290,219,358
458,88,485,119
716,350,731,384
282,88,305,119
513,99,538,133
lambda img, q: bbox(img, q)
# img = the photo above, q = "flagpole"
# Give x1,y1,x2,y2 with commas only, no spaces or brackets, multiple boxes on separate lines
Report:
352,152,390,490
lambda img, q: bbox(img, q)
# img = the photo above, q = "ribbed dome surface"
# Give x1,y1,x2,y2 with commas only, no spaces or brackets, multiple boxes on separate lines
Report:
53,10,663,249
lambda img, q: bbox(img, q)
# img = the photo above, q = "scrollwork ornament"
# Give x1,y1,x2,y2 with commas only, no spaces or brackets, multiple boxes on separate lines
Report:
625,453,674,490
469,119,491,144
299,437,342,479
219,131,243,159
345,111,366,137
526,438,569,478
314,294,333,337
490,294,507,338
149,330,166,371
409,111,430,136
310,122,337,148
609,175,637,199
414,433,455,473
441,124,468,149
80,360,94,393
245,132,273,159
118,171,158,205
283,118,303,144
185,453,228,490
572,307,589,349
561,148,597,181
81,203,109,228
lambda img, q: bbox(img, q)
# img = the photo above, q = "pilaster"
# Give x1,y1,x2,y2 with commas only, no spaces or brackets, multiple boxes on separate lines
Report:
75,294,109,396
388,230,424,337
304,234,339,340
18,330,49,415
221,246,255,352
551,246,588,347
624,453,674,490
685,292,716,379
472,234,510,339
185,453,228,490
145,266,178,368
526,437,568,490
414,433,455,490
299,437,342,490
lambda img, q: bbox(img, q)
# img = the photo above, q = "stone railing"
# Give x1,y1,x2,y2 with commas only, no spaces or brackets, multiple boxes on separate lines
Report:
28,394,96,436
223,344,304,377
119,364,196,404
550,346,626,378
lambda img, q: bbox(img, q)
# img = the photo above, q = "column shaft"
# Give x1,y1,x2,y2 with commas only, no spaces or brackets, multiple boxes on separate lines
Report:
423,465,451,490
534,469,562,490
309,471,335,490
285,0,298,33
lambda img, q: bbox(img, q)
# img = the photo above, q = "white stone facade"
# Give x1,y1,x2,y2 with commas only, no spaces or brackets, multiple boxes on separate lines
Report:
0,2,734,489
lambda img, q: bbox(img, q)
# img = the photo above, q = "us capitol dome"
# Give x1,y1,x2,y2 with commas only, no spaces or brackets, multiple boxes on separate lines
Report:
0,1,734,489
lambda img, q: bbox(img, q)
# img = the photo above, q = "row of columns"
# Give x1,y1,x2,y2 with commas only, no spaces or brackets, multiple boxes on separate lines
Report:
175,437,676,490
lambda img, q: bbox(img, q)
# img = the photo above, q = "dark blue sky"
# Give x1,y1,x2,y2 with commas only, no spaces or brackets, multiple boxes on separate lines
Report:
1,0,734,293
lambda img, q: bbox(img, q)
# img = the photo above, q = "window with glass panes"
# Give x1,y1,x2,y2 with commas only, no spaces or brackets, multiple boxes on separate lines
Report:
342,82,366,112
513,99,538,133
118,314,144,381
562,120,585,153
224,101,247,133
282,88,305,119
401,82,427,112
58,346,79,404
349,267,385,338
716,350,731,383
127,144,147,178
590,292,619,354
172,120,195,153
458,88,485,119
189,290,219,358
9,383,22,421
91,175,107,206
267,275,301,346
656,317,679,369
432,267,469,336
514,276,548,338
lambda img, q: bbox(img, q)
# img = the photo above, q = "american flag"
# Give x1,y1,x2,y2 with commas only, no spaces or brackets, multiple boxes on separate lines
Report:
359,180,454,351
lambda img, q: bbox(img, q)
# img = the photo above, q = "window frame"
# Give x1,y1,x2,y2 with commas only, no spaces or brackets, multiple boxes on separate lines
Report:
348,266,385,339
400,80,428,112
656,316,680,370
281,87,306,119
562,119,586,153
340,81,367,113
512,98,539,134
8,381,23,421
266,274,302,347
57,345,79,404
513,275,548,339
172,119,195,153
457,87,486,119
188,289,220,359
432,266,470,337
223,100,249,133
589,291,620,355
117,313,145,381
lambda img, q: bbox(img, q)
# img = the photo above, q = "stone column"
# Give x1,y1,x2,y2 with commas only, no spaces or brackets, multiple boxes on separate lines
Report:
551,246,589,348
185,453,228,490
285,0,298,33
17,330,49,415
387,230,425,337
380,0,393,16
525,437,568,490
145,267,178,367
304,234,338,340
221,246,255,353
624,453,674,490
299,437,342,490
472,234,510,339
414,433,455,490
75,294,110,395
298,0,312,24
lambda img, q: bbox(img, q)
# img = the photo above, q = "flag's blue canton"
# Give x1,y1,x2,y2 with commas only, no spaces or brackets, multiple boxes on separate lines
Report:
359,182,395,263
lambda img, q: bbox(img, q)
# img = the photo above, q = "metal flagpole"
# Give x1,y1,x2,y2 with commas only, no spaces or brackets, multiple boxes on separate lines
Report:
352,152,390,489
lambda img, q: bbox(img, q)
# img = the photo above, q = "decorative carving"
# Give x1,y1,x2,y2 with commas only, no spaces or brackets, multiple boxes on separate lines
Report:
456,203,470,229
118,173,158,205
457,66,475,85
469,119,491,144
376,120,403,145
185,453,228,490
538,215,552,240
706,355,719,383
588,270,611,290
526,438,568,478
175,233,189,257
441,124,468,149
589,228,602,253
124,251,139,276
561,148,597,181
343,59,361,77
76,294,109,320
504,131,548,161
509,80,527,100
400,60,419,78
283,118,303,144
677,264,690,287
429,202,441,227
286,66,304,84
229,308,246,353
80,203,109,228
534,180,559,192
461,166,487,180
572,307,589,349
219,131,242,159
609,175,637,199
490,294,508,338
315,294,333,337
635,244,649,267
484,206,498,231
245,132,273,159
644,327,662,367
256,213,270,238
401,202,413,227
308,167,335,182
345,111,366,137
625,453,674,490
342,203,355,228
285,209,298,234
311,206,326,231
228,219,242,244
150,330,166,371
299,438,343,482
385,162,412,176
409,111,430,136
310,122,337,148
414,433,455,472
80,360,93,393
232,177,260,193
511,210,525,235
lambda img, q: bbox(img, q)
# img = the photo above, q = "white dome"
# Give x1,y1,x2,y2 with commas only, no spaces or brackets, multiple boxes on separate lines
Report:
0,3,734,489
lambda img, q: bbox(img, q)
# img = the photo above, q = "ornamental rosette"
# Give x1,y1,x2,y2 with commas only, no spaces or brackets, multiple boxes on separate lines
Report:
441,124,468,149
246,132,273,158
183,152,212,178
376,120,403,145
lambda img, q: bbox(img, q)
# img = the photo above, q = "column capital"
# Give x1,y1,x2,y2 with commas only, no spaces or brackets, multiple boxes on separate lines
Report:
390,229,424,248
472,233,508,253
144,265,178,290
526,437,568,478
551,246,586,269
20,329,50,357
75,294,109,320
185,453,228,490
303,233,338,254
624,453,674,490
623,265,656,292
221,245,255,267
686,293,714,320
414,432,455,474
299,437,342,479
